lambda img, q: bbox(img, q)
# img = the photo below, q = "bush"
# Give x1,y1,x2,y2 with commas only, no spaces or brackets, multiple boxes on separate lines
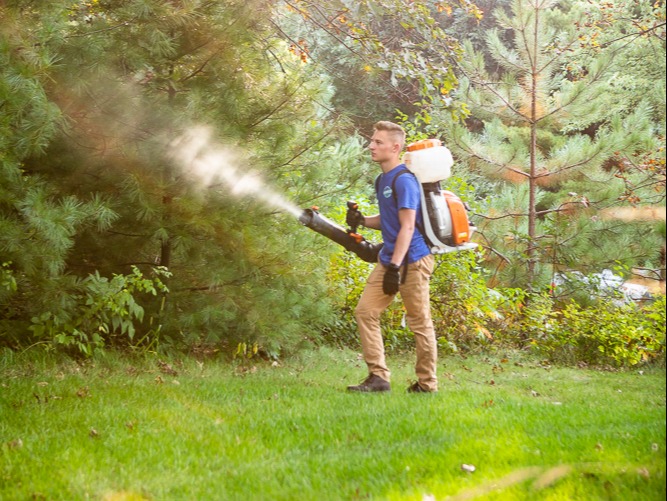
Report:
324,238,666,369
531,295,666,367
26,266,170,356
324,246,501,354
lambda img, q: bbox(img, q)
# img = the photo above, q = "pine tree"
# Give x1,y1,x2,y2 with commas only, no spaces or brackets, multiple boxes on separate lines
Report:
446,0,664,288
1,4,119,338
1,1,366,353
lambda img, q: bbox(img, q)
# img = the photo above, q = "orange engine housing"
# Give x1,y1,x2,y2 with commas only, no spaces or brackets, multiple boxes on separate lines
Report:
443,191,471,245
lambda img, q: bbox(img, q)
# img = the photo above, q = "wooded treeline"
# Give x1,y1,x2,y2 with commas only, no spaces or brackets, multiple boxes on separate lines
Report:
1,0,665,358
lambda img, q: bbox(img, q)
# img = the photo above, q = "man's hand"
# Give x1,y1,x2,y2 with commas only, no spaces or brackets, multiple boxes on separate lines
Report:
346,204,365,231
383,264,401,295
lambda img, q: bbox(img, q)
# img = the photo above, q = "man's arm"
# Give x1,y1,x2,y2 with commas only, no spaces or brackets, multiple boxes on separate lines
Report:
391,208,416,266
361,214,381,230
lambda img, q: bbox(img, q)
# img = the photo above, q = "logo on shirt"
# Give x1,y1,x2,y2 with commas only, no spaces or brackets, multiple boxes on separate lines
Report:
383,186,393,199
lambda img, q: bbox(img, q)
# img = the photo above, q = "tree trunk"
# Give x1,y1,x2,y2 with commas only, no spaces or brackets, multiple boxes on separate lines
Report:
527,3,540,285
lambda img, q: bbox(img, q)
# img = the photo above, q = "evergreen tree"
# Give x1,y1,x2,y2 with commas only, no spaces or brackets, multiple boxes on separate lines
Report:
444,0,664,288
1,3,118,341
274,0,478,131
1,0,368,354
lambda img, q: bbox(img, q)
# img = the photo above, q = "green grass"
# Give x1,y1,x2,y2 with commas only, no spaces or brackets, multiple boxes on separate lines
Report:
1,347,665,500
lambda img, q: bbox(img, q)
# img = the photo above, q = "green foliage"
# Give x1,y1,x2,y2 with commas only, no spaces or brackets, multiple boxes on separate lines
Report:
0,0,367,358
27,266,170,356
429,251,500,354
324,227,665,369
532,295,666,368
276,0,477,131
437,0,666,288
0,262,17,294
1,0,664,364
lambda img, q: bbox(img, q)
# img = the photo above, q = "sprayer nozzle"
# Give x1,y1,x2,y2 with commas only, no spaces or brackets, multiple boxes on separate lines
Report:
298,208,314,226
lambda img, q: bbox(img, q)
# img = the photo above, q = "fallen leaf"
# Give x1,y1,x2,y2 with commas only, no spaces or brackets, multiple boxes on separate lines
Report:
89,428,99,438
158,360,178,376
531,390,540,397
76,387,90,398
637,467,650,479
7,438,23,449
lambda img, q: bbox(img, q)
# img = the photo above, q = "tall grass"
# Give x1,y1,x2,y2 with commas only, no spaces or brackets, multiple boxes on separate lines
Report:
1,347,665,500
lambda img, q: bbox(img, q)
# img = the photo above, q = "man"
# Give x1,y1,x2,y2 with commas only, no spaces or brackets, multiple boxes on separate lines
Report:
346,121,438,393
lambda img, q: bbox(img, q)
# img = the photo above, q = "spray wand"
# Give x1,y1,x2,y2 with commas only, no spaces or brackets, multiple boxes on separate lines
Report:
298,203,381,263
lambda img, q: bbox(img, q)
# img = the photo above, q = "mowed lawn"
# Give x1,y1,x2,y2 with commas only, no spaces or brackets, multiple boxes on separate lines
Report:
1,347,665,500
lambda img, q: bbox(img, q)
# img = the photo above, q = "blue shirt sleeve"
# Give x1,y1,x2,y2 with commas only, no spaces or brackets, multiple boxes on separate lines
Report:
394,172,421,211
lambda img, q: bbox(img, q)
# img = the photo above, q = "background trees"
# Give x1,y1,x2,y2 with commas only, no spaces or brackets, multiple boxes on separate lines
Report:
415,0,664,291
1,0,664,357
1,0,366,355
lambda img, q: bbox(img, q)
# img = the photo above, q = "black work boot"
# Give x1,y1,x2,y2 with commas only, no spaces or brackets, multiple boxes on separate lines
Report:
407,382,435,393
347,374,391,393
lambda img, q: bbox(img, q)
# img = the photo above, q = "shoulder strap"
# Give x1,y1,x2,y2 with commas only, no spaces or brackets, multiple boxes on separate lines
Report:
390,168,412,203
391,168,429,246
375,168,412,200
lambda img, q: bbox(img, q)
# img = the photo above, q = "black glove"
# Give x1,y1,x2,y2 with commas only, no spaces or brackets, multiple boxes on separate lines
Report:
346,202,364,231
383,264,401,295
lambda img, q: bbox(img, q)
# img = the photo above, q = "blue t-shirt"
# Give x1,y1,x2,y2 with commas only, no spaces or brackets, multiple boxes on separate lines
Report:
376,165,431,265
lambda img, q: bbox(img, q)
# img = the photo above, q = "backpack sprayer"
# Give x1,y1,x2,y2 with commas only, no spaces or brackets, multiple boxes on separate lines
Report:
298,139,477,261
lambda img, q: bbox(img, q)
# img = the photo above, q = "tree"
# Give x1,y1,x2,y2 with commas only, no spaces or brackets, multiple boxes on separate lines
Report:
273,0,481,131
443,0,665,288
0,0,368,355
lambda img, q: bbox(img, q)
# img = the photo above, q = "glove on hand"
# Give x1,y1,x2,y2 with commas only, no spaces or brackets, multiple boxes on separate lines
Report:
383,264,401,295
346,206,365,230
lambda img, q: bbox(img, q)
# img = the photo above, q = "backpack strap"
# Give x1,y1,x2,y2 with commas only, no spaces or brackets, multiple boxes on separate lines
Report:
375,168,427,282
388,169,427,242
374,168,410,200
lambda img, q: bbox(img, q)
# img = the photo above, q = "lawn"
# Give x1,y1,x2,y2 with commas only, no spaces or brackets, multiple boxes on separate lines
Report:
1,347,665,500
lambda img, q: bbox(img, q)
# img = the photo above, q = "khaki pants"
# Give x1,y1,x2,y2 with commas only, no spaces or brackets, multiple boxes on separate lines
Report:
354,255,437,391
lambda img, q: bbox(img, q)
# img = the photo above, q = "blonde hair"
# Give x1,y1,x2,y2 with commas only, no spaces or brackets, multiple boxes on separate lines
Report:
373,121,405,149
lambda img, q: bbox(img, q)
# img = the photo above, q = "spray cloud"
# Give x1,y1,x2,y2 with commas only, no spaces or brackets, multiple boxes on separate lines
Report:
169,126,302,218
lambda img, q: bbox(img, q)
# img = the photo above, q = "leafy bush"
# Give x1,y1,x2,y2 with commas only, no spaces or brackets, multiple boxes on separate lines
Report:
532,295,666,368
324,244,501,354
27,266,170,356
324,233,665,369
429,250,502,354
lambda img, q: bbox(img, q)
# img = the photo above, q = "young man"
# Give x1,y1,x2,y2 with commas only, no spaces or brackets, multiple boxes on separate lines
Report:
346,121,438,393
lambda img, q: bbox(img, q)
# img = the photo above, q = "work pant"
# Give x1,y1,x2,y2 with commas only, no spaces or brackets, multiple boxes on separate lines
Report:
354,254,438,391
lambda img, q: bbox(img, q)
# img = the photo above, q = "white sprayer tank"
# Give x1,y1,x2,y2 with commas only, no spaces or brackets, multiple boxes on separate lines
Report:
402,139,453,183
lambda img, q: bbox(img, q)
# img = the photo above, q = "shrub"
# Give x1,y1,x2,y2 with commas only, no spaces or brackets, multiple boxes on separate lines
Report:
28,266,170,356
531,295,666,367
324,246,501,354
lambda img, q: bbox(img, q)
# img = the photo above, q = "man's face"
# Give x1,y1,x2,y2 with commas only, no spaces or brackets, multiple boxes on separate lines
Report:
368,130,398,164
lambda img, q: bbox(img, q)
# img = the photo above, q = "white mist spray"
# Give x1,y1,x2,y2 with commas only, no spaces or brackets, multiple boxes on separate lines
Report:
169,126,303,218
